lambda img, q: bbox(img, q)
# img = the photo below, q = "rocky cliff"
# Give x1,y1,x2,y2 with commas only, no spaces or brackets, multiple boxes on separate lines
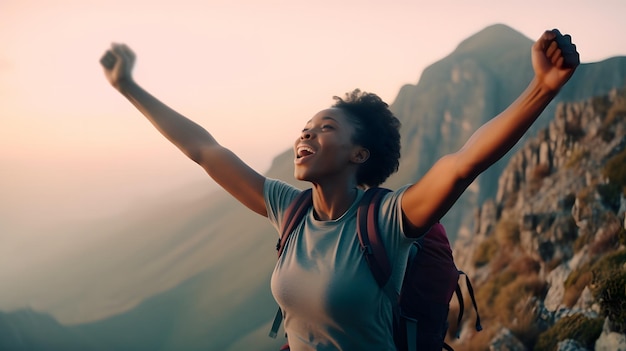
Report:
450,87,626,350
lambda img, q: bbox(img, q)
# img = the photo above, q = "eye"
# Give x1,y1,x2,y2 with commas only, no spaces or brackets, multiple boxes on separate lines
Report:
321,124,334,130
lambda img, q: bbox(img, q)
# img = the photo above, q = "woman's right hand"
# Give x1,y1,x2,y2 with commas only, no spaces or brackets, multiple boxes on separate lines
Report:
100,43,136,90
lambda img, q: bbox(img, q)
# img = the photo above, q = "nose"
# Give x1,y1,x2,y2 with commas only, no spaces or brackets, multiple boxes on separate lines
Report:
300,130,313,140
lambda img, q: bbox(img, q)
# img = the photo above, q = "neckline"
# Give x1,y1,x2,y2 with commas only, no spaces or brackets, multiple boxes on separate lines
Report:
310,188,365,225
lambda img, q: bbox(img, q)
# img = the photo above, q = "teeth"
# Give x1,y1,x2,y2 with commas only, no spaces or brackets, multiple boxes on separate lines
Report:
297,146,315,157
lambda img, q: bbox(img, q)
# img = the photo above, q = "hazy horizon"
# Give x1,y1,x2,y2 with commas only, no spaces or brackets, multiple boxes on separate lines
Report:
2,0,626,324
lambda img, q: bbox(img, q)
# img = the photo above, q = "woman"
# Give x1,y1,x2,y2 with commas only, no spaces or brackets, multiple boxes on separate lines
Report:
100,29,578,350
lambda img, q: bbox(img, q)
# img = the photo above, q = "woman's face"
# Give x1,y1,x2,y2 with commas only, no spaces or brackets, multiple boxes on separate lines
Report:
293,108,363,183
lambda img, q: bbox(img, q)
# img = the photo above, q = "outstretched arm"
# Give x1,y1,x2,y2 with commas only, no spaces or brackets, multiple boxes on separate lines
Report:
401,29,579,234
101,43,267,216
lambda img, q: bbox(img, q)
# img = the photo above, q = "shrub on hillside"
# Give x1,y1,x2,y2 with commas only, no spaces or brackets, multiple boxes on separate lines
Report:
509,254,541,276
451,326,497,351
594,270,626,333
599,91,626,141
535,313,603,351
596,182,622,212
528,163,551,194
603,148,626,196
473,235,498,267
563,267,592,308
590,250,626,333
565,147,589,169
494,275,546,325
589,213,622,255
573,230,592,254
508,296,548,348
575,185,594,209
591,95,612,117
475,270,517,320
552,215,579,242
495,217,520,247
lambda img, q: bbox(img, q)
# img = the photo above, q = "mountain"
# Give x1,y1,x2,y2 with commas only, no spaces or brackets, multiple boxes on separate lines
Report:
1,24,625,351
0,309,106,351
387,24,626,243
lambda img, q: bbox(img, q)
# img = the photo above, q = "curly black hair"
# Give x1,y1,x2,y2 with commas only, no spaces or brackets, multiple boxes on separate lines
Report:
332,89,401,188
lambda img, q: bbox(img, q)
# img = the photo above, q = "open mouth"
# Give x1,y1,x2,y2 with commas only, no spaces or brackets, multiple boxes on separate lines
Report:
296,145,316,159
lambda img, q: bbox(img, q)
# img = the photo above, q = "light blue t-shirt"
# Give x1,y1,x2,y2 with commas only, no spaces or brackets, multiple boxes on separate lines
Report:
264,178,414,351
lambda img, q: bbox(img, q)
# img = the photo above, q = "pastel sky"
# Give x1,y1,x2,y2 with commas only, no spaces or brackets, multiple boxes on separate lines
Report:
2,0,625,234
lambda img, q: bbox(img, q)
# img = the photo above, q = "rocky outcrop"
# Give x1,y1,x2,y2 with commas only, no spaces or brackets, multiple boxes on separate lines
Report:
595,318,626,351
489,328,526,351
452,87,626,350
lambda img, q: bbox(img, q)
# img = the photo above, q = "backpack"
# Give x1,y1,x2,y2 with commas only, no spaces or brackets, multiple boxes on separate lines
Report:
269,187,482,351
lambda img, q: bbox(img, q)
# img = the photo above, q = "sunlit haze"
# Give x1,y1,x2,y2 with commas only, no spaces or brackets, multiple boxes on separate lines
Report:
1,0,625,317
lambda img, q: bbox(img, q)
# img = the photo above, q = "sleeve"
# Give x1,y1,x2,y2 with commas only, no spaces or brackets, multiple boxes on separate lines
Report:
264,178,302,236
377,185,417,244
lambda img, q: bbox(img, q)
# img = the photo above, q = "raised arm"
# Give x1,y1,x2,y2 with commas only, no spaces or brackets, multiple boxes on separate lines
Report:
401,29,579,233
101,43,267,216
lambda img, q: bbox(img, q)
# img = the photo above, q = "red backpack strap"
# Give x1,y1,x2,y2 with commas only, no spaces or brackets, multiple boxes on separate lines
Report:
356,187,393,289
270,188,313,339
276,188,313,258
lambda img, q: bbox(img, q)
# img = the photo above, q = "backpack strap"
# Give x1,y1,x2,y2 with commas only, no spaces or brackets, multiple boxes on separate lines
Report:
276,188,313,257
453,281,464,339
269,308,284,338
356,187,400,303
404,317,418,351
356,187,392,288
451,270,483,339
270,188,313,338
401,240,423,351
460,270,483,333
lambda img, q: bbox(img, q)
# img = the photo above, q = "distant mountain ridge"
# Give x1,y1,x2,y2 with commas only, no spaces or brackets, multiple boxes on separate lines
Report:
1,24,625,351
0,309,105,351
387,23,626,241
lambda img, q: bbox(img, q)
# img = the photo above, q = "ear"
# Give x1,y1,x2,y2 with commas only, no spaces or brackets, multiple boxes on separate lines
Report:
351,147,370,164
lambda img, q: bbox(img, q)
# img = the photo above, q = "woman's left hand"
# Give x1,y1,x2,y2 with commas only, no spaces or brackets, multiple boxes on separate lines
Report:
532,29,580,92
